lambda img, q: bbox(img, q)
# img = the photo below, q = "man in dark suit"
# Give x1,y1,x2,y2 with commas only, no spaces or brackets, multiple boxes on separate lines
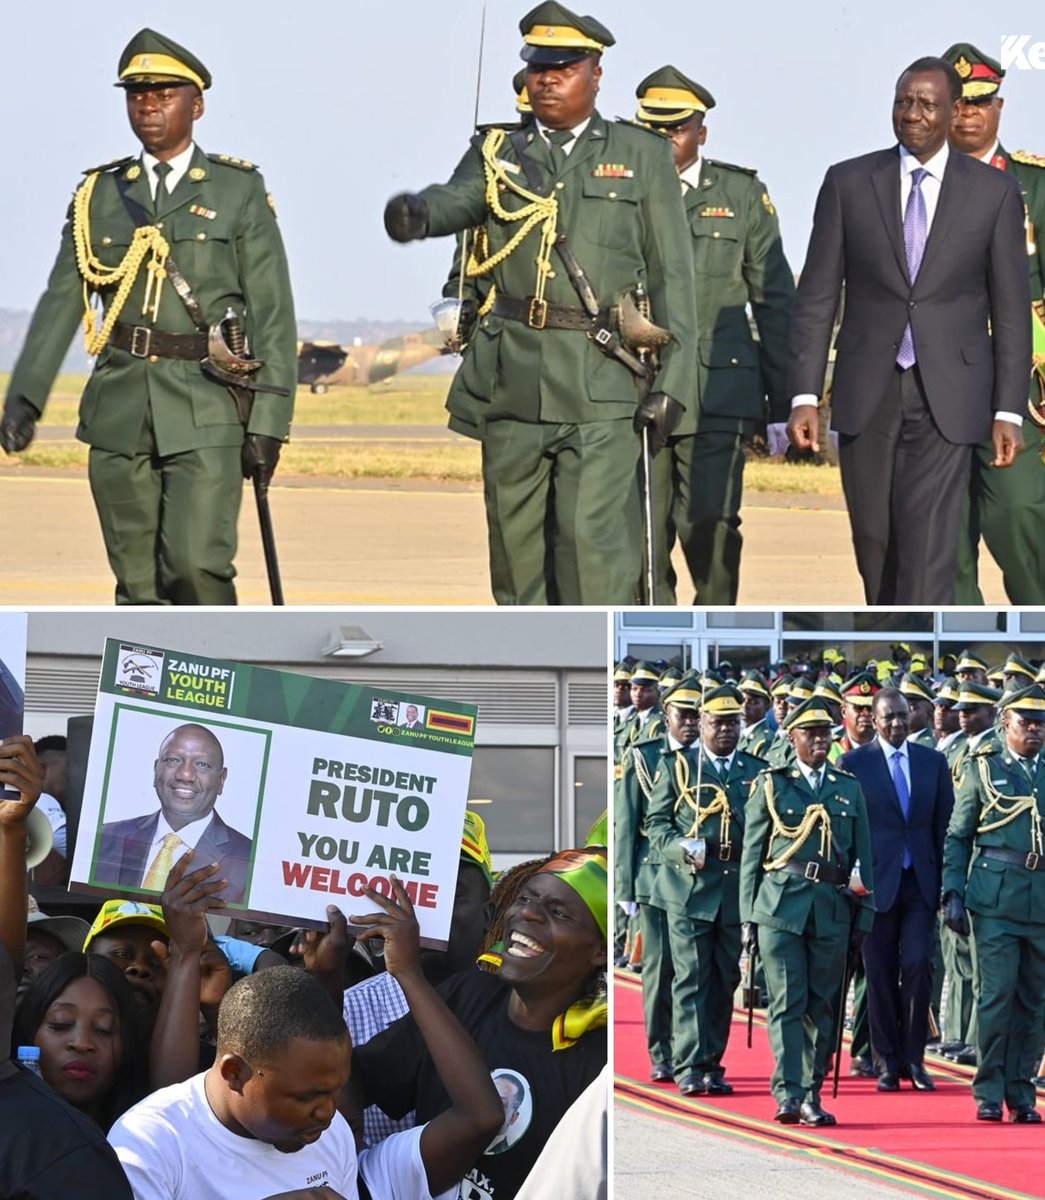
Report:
841,687,954,1090
788,56,1031,604
95,722,252,905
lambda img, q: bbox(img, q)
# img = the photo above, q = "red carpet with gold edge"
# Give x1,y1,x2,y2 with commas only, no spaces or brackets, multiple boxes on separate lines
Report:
614,969,1045,1200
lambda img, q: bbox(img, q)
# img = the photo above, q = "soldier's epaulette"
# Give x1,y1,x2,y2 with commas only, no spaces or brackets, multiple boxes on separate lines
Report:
81,155,135,176
476,120,524,134
614,118,671,140
970,736,1002,757
208,153,258,171
1012,150,1045,169
706,158,758,176
828,764,857,780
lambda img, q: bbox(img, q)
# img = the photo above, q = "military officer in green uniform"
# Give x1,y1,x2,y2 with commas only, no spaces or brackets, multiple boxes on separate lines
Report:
740,698,875,1125
738,670,775,758
0,30,296,605
632,67,794,605
942,683,1045,1121
645,682,762,1096
942,44,1045,605
901,673,938,747
1003,653,1038,690
384,3,697,605
615,661,665,762
615,678,698,1080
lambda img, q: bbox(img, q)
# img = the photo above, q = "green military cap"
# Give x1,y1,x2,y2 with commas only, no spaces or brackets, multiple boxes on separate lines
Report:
841,670,880,705
1000,682,1045,717
628,660,660,685
987,664,1006,687
519,2,614,66
933,677,961,706
700,668,725,688
900,672,936,704
813,676,843,705
941,43,1004,99
635,64,715,127
116,28,211,91
783,697,834,731
1003,652,1037,681
1037,663,1045,684
658,665,683,690
738,670,771,699
956,649,989,673
662,677,703,710
770,673,793,698
613,661,633,682
512,68,533,114
701,683,744,715
953,681,1002,710
788,677,816,705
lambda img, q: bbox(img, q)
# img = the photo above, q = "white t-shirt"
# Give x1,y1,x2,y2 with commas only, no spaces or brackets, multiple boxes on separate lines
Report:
109,1072,451,1200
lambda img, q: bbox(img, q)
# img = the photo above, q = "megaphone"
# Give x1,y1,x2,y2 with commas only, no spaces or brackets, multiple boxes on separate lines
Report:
25,806,54,870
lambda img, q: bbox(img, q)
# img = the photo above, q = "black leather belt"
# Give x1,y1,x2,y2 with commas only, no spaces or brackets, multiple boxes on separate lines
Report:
111,322,208,360
704,838,740,863
492,294,614,332
773,859,848,885
977,846,1044,871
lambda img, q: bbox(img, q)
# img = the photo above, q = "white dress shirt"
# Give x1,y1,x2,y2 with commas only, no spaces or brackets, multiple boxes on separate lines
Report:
142,142,196,199
878,734,911,793
141,810,215,886
534,116,592,158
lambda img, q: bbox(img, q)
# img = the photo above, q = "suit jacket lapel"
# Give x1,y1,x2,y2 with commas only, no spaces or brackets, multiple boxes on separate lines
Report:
155,145,207,221
116,159,155,225
870,149,909,284
917,153,963,283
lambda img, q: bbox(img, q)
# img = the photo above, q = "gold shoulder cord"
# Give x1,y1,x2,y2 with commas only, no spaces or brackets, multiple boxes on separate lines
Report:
631,747,656,804
975,756,1044,855
673,753,732,850
762,772,833,871
469,128,559,317
72,172,170,355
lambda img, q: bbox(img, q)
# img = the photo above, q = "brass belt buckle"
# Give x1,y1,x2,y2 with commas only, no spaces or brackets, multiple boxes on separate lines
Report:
719,843,732,862
1027,852,1040,871
804,861,820,882
129,326,152,358
527,298,548,330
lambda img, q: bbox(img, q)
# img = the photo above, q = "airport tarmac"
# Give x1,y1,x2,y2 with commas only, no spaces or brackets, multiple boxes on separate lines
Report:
0,466,1005,605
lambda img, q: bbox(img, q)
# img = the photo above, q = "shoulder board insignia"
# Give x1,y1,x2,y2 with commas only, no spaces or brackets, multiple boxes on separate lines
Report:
593,163,634,179
700,207,735,218
82,155,135,176
615,118,669,139
706,158,757,176
477,120,523,134
189,166,207,182
266,193,278,217
762,191,776,215
614,763,623,781
124,164,142,181
1012,150,1045,169
209,153,258,171
971,739,1000,757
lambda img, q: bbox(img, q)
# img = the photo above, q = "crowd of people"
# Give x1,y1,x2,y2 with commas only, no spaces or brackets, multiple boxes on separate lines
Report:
1,732,608,1199
614,645,1045,1124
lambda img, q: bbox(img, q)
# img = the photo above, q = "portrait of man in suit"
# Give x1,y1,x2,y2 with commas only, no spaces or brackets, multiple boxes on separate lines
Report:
94,721,253,905
840,688,954,1091
788,55,1031,604
400,703,426,731
485,1071,531,1156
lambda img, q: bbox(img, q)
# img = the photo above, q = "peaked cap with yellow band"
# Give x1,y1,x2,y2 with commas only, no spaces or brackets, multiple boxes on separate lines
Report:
783,697,835,731
512,68,533,114
933,677,961,706
813,675,843,705
536,847,608,939
662,676,703,710
788,677,816,705
900,672,936,704
941,42,1004,99
116,28,211,91
770,673,793,698
738,670,771,700
519,2,614,67
1000,682,1045,718
635,64,716,128
956,648,989,673
613,661,633,683
629,660,660,685
700,682,744,715
1003,652,1037,681
953,681,1002,710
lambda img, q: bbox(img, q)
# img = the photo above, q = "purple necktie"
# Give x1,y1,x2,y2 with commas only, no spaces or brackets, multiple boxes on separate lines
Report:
892,749,912,868
896,167,927,370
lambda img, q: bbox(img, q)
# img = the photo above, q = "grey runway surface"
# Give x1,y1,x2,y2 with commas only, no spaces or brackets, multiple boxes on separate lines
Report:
0,468,1005,605
614,1105,916,1200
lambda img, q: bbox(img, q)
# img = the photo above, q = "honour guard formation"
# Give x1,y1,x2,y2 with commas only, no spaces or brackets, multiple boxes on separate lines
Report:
614,645,1045,1124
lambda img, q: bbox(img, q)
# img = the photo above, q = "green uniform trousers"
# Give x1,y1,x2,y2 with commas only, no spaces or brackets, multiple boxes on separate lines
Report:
941,921,977,1046
665,907,741,1081
639,902,675,1069
88,405,241,605
955,419,1045,604
481,418,641,605
761,921,848,1103
651,429,746,606
968,912,1045,1111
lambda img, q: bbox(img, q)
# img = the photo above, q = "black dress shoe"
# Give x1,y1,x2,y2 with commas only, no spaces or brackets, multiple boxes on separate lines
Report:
800,1100,837,1127
1010,1105,1042,1123
703,1074,734,1095
977,1102,1004,1122
774,1098,801,1124
877,1071,901,1092
850,1056,880,1078
650,1063,674,1083
678,1072,706,1096
952,1046,978,1066
907,1063,936,1092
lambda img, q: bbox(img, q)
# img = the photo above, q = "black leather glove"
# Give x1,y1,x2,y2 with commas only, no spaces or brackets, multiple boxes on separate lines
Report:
0,395,39,453
941,892,971,937
633,392,683,456
742,923,758,956
384,193,429,242
241,433,282,484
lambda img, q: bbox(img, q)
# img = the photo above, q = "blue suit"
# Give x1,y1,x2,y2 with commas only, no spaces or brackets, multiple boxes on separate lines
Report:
95,810,252,906
841,739,953,1070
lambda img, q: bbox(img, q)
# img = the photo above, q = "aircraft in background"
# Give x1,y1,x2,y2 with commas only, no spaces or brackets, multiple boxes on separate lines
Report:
297,330,452,392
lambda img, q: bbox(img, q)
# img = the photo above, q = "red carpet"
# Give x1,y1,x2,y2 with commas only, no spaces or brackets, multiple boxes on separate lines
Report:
614,969,1045,1200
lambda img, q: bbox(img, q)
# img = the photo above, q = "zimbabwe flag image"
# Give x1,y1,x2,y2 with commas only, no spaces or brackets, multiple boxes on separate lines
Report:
426,709,475,735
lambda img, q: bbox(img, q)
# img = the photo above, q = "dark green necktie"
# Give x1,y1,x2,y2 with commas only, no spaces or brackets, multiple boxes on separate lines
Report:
546,129,574,175
153,161,173,214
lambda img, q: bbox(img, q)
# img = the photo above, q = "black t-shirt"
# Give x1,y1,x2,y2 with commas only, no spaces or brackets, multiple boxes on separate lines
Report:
352,970,606,1200
0,1066,133,1199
